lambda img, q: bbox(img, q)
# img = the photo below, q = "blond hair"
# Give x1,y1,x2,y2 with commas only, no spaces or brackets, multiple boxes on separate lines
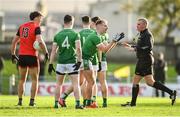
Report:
138,18,149,28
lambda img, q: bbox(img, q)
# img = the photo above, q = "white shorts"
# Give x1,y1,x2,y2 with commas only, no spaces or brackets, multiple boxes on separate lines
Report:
101,61,107,71
56,63,78,74
93,65,98,71
82,59,93,70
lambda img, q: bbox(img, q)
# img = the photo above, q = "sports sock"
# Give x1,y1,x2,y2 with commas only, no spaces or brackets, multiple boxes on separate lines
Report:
103,98,107,104
131,84,139,105
19,98,22,103
30,98,34,104
92,96,96,102
86,99,91,106
75,100,80,106
83,99,87,106
55,100,58,105
153,82,173,95
60,93,68,100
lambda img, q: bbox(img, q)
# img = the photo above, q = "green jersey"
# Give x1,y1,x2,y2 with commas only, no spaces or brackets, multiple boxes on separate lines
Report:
54,29,80,64
79,28,95,47
101,33,109,61
82,32,102,61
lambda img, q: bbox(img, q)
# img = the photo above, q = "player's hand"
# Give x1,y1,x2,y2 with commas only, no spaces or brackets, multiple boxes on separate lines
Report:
48,64,55,75
73,62,81,71
11,54,19,64
113,32,125,42
44,53,49,63
98,62,102,72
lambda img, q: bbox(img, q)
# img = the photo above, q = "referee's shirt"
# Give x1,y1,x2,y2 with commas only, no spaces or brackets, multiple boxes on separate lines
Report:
136,28,154,58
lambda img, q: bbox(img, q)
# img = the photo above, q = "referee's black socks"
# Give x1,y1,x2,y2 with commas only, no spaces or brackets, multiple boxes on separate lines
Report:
131,84,139,106
153,81,173,95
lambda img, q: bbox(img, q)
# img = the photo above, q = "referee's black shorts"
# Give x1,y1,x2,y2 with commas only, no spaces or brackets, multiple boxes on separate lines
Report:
18,55,39,68
135,55,154,77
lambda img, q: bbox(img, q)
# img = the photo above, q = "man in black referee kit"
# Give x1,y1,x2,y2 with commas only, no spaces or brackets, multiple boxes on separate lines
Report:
121,18,176,107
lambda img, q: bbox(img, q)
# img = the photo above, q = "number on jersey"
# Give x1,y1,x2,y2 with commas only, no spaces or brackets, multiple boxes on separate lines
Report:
62,36,70,49
22,27,29,38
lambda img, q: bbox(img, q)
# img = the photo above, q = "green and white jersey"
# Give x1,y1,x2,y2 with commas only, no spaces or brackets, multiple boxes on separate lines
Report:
92,53,98,65
82,32,102,61
101,33,109,61
79,28,95,47
54,28,80,64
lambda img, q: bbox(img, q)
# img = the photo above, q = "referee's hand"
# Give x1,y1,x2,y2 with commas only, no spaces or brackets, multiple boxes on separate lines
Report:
11,54,19,64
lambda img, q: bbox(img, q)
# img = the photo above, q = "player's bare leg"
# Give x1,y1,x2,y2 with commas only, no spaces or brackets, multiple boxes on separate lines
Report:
83,70,95,107
80,70,87,106
69,74,83,109
60,70,85,105
92,70,98,107
28,66,39,106
98,71,108,107
17,67,28,106
54,75,65,108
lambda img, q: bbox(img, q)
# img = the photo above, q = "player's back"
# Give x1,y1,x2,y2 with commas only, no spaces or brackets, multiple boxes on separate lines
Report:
79,28,94,47
18,21,39,56
54,29,79,64
82,32,101,60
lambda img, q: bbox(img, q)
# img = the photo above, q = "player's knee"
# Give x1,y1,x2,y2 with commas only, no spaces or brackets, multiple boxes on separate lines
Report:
89,79,95,86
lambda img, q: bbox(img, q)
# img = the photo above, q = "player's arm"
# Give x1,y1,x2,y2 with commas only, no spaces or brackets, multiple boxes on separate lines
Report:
75,40,82,62
105,42,117,53
35,27,48,54
49,43,58,64
11,28,20,63
97,32,125,53
11,28,20,55
11,35,20,55
48,42,58,74
97,41,116,53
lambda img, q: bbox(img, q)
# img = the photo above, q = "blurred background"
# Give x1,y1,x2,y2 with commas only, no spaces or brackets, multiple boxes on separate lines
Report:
0,0,180,96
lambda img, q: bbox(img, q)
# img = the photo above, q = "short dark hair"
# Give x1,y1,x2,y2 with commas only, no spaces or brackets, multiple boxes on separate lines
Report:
95,19,105,26
64,15,73,24
29,11,42,20
91,16,100,23
82,16,90,24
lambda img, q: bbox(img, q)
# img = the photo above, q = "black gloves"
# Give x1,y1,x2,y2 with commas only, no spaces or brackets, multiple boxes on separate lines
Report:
11,54,19,64
113,32,125,42
73,62,81,71
98,62,102,72
48,64,55,74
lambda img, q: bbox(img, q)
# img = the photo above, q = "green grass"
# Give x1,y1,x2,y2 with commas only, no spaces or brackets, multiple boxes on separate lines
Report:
0,95,179,116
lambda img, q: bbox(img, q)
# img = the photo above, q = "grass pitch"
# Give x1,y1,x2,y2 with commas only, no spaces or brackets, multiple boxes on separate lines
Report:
0,95,179,116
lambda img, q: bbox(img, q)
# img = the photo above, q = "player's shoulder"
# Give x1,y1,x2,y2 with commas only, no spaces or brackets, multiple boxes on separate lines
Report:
20,21,39,28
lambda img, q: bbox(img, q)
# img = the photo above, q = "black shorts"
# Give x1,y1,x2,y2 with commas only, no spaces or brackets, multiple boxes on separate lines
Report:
18,55,39,68
135,55,154,77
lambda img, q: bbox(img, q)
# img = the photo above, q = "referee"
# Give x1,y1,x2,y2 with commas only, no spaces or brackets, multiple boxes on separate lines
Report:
121,18,176,107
